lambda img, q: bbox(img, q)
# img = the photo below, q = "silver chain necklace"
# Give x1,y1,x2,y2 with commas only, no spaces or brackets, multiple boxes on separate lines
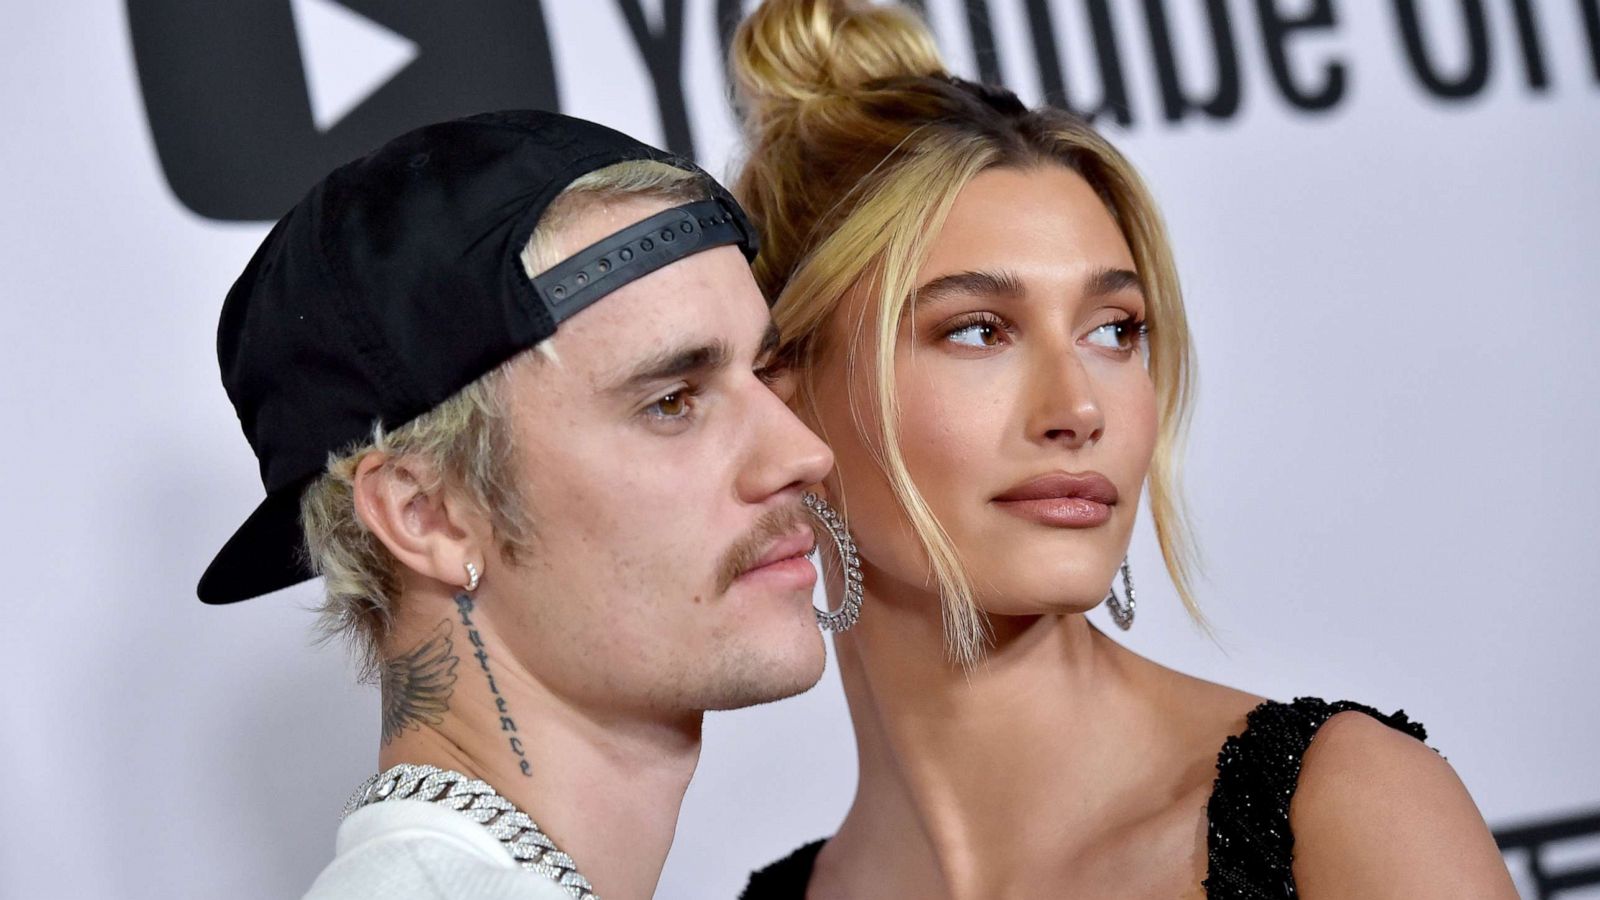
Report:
342,763,598,899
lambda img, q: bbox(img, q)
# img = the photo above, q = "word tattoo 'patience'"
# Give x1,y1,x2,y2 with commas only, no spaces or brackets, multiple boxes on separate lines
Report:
455,593,533,777
380,620,460,745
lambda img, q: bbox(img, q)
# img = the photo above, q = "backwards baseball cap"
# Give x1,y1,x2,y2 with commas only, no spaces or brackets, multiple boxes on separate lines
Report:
198,110,758,605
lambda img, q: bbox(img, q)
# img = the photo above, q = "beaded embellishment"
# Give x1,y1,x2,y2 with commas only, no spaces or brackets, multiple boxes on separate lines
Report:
1203,697,1428,899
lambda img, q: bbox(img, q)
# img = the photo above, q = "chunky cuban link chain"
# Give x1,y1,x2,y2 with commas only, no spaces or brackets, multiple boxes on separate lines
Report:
342,763,598,899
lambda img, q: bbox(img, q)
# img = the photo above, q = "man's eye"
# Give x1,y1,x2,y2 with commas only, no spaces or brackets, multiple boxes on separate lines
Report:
647,391,690,419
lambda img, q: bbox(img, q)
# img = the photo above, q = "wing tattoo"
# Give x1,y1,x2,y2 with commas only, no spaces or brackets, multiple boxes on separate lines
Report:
380,621,460,745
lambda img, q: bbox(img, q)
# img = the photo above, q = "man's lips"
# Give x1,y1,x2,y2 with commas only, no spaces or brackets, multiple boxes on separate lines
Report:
738,527,817,578
992,472,1118,528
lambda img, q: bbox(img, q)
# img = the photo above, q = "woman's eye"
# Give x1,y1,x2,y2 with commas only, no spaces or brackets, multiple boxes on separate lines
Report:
647,391,690,419
758,364,799,401
754,361,786,386
1086,318,1144,351
946,322,1004,348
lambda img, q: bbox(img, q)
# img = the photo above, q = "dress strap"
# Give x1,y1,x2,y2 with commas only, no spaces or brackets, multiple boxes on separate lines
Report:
740,839,826,900
1204,697,1427,899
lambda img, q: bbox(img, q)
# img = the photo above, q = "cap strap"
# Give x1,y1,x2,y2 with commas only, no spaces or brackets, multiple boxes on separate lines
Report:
532,198,753,326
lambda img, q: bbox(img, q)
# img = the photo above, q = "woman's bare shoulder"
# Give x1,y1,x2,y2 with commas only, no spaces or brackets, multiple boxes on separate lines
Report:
1125,647,1516,898
1289,711,1517,899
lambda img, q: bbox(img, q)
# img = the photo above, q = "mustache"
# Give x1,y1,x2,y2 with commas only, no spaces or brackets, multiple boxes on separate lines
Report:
714,502,812,595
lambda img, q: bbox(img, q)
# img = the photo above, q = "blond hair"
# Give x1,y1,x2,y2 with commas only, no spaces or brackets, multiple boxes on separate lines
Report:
731,0,1200,665
300,159,709,678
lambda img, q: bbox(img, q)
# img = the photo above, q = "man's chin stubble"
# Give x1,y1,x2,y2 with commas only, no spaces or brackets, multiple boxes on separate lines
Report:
685,632,827,712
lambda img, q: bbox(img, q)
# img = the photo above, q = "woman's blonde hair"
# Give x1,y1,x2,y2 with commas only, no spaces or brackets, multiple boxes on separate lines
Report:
731,0,1200,665
300,159,709,679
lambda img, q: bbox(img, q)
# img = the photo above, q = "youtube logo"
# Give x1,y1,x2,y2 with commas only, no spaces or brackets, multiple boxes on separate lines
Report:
128,0,560,221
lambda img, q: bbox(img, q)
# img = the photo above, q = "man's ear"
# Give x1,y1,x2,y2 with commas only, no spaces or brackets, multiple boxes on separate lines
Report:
351,452,482,591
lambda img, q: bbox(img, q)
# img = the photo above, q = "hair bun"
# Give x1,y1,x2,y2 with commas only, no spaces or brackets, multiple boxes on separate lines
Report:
731,0,945,128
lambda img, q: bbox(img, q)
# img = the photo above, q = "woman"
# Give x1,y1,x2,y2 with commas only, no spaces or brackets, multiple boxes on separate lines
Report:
729,1,1516,897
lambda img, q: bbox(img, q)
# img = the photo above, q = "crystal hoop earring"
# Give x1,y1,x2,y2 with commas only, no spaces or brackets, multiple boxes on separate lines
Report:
802,492,862,632
1103,558,1135,631
463,561,481,593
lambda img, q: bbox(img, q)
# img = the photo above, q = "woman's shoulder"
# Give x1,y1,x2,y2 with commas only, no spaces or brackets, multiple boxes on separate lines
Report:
1202,697,1415,895
739,839,826,900
1211,696,1429,795
1207,696,1515,899
737,694,1513,900
1284,700,1515,897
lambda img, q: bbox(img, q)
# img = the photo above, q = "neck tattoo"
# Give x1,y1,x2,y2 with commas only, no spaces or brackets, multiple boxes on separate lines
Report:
455,592,533,777
380,620,459,745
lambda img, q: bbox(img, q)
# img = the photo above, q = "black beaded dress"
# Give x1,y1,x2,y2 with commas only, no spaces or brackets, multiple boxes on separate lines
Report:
739,697,1427,900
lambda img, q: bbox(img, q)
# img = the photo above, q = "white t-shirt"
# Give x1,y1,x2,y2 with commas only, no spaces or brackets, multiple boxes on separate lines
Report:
302,799,572,900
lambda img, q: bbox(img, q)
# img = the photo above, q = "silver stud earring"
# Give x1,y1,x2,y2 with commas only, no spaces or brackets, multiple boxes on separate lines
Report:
1104,558,1135,631
802,492,862,632
463,561,481,593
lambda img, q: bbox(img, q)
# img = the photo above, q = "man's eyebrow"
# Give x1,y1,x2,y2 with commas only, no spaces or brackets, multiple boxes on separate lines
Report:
912,269,1026,307
607,339,731,394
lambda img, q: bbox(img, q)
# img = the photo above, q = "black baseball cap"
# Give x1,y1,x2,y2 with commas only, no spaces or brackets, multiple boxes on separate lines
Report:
199,110,758,604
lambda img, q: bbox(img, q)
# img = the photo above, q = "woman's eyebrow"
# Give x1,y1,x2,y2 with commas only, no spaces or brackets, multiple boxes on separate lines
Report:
912,267,1141,307
912,269,1026,307
1083,266,1143,298
756,319,781,361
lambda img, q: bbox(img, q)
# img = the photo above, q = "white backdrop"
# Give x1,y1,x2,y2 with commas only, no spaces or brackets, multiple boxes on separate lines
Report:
2,2,1597,898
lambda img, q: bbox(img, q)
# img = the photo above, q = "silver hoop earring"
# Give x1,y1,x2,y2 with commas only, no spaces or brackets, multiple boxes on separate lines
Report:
463,561,481,593
802,492,862,632
1103,558,1135,631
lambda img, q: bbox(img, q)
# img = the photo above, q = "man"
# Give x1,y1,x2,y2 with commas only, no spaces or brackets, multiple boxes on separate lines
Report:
199,110,834,899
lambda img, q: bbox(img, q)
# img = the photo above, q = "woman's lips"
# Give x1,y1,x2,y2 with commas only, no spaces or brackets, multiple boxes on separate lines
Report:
992,472,1118,528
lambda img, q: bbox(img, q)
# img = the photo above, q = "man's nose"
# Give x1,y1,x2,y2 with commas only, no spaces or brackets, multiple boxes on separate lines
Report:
737,381,834,502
